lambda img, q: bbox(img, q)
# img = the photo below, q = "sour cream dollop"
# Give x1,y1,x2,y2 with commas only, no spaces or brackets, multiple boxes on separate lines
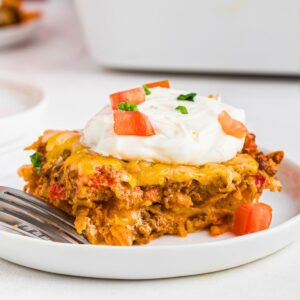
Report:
82,88,246,165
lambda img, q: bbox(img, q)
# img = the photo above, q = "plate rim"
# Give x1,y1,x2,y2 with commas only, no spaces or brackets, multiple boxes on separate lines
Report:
0,210,300,252
0,78,46,122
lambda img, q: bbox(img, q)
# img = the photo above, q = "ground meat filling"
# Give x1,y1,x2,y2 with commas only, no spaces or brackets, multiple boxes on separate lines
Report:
19,132,283,246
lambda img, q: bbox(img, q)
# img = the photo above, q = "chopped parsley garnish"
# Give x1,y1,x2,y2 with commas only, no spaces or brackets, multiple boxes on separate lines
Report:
177,93,197,102
30,152,43,174
118,102,138,111
176,105,188,114
143,85,151,96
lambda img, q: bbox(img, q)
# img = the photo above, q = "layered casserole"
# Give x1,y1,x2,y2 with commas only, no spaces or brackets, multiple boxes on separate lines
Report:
19,81,283,245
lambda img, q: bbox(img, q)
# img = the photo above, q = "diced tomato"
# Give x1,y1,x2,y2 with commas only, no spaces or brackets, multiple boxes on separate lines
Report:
255,176,266,190
110,87,145,110
218,110,248,139
0,186,5,191
232,203,272,236
91,166,116,188
49,183,65,200
113,111,155,136
145,80,170,89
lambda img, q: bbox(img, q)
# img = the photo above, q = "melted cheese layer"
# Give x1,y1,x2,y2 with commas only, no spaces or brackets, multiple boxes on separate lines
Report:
43,131,258,187
83,88,246,165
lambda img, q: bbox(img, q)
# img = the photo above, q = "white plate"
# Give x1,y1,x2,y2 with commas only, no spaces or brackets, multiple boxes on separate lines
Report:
0,158,299,279
0,19,40,49
0,79,46,147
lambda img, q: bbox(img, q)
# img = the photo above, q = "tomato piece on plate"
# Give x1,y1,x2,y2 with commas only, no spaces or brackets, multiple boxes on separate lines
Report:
0,186,5,190
110,87,145,110
232,203,272,236
218,110,248,139
113,111,155,136
145,80,170,89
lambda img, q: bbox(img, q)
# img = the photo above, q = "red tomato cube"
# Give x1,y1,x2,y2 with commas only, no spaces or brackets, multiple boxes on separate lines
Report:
232,203,272,236
218,110,248,139
145,80,170,89
110,87,145,110
113,111,155,136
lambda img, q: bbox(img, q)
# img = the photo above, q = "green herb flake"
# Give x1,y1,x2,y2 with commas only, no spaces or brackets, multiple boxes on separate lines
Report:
176,105,188,114
117,102,139,112
143,85,151,96
177,92,197,102
30,152,43,174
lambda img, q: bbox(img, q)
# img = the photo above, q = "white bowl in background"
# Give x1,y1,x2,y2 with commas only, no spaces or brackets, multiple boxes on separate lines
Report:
73,0,300,75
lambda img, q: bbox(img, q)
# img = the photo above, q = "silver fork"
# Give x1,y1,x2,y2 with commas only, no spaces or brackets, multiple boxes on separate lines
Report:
0,186,89,244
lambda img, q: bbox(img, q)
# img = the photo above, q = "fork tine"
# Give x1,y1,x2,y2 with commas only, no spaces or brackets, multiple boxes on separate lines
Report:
0,188,89,244
0,221,27,236
4,187,75,227
0,196,88,244
0,206,73,243
0,191,88,244
0,218,50,240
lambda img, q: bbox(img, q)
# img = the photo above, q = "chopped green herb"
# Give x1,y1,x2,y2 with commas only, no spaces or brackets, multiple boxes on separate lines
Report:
30,152,43,174
118,101,139,111
177,93,197,102
143,85,151,96
176,105,188,114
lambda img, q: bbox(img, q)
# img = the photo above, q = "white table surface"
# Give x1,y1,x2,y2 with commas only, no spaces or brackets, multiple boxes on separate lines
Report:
0,1,299,299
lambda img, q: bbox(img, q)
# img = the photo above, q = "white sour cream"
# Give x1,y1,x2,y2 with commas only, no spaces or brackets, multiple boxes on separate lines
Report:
82,87,246,166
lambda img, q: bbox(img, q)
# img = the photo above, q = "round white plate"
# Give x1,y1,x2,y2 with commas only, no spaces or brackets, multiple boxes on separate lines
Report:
0,79,46,147
0,19,40,49
0,158,299,279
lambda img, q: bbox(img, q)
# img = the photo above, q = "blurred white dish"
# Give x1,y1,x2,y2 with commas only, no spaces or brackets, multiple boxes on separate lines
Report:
0,79,46,147
0,158,299,279
74,0,300,75
0,19,40,49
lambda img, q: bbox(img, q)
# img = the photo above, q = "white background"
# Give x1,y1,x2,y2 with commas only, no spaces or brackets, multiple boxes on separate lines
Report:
0,1,299,299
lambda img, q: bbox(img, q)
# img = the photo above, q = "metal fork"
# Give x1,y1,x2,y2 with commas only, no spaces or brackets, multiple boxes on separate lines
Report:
0,186,89,244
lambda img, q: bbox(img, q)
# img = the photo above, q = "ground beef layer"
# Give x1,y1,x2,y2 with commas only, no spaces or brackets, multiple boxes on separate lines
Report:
19,130,283,246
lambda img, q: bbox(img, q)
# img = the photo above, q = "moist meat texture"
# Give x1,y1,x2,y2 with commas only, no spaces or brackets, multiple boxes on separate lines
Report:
19,130,284,246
